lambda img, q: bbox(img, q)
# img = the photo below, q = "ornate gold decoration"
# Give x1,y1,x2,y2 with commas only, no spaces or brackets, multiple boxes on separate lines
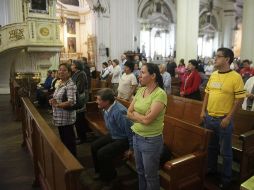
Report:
40,27,49,36
9,29,25,41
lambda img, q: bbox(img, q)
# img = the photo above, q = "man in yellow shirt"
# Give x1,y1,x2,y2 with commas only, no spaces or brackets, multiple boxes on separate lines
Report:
200,48,246,190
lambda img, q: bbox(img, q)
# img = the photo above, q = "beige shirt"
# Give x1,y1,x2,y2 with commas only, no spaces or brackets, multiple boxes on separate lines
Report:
118,73,137,100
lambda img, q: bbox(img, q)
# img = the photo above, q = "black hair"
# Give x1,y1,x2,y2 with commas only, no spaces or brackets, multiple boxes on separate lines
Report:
73,60,84,71
124,60,134,72
113,59,119,65
96,88,115,104
144,63,164,89
179,58,185,65
102,62,108,67
242,59,250,64
217,48,234,64
59,63,72,73
188,59,199,69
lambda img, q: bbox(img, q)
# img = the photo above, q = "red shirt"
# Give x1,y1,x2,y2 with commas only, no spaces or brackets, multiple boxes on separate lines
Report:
180,70,201,95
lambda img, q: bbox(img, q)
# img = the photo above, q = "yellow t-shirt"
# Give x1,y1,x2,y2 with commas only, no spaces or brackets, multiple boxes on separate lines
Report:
131,87,167,137
205,70,246,117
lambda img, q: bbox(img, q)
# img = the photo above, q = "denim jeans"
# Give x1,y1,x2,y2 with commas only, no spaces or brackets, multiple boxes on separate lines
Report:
133,133,163,190
204,114,233,184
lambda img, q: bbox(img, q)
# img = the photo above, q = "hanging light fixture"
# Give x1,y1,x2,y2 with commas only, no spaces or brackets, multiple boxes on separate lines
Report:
92,0,106,15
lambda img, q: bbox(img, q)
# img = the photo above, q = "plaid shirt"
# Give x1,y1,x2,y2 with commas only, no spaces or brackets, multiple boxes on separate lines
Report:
52,78,76,126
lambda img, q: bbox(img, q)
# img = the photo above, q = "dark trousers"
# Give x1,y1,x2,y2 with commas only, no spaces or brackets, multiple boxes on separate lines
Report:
58,125,77,157
91,134,129,181
75,112,87,141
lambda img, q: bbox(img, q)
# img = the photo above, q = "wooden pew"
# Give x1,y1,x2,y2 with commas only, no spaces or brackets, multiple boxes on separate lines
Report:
21,97,84,190
160,116,211,190
166,95,203,125
85,101,212,190
166,95,254,182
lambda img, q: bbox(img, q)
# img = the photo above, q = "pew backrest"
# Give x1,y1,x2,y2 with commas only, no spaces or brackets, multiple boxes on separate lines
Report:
21,97,84,190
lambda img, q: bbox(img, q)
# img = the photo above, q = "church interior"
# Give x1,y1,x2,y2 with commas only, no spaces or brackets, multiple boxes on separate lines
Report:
0,0,254,190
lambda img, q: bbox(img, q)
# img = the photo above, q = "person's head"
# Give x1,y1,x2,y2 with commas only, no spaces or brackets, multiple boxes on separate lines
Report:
51,70,57,78
134,55,139,61
179,59,185,66
159,64,167,74
71,60,84,72
67,59,73,65
58,63,72,81
187,59,199,71
102,62,108,69
96,88,115,109
214,48,234,69
242,59,251,68
124,60,134,73
81,57,88,64
47,70,52,77
140,63,163,89
134,63,139,70
108,60,112,65
112,59,119,67
121,54,126,61
142,58,147,64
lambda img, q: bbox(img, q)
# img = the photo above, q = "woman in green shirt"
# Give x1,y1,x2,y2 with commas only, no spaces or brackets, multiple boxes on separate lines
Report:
127,63,167,190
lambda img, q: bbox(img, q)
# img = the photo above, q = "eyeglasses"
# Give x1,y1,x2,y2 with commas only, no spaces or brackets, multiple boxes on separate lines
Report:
215,55,225,58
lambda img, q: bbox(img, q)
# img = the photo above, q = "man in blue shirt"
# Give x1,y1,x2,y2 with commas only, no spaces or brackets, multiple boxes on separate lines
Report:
91,88,133,189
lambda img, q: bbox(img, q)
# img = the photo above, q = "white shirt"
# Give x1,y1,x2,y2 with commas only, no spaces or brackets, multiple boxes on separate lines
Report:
111,65,121,83
242,76,254,111
161,71,171,95
108,65,114,74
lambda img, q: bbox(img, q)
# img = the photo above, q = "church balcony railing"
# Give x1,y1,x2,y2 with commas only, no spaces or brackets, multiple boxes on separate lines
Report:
0,19,62,54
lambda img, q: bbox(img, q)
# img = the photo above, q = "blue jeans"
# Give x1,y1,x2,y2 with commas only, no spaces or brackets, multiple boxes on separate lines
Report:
204,114,233,184
133,133,163,190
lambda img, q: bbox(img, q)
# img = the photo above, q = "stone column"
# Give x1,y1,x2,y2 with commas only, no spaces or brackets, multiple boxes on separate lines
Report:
240,0,254,61
222,1,235,49
175,0,199,64
149,27,152,61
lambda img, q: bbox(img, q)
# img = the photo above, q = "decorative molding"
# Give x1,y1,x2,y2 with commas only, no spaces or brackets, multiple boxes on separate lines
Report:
39,27,50,36
9,29,25,41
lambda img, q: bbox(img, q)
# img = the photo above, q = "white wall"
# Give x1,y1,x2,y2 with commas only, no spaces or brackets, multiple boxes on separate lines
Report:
109,0,138,60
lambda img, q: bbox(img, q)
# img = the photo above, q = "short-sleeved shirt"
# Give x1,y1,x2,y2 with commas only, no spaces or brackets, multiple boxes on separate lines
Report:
118,73,138,100
205,70,246,117
131,87,167,137
52,78,76,126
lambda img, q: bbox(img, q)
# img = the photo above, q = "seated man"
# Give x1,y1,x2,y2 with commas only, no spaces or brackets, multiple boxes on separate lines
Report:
91,88,133,189
35,70,53,106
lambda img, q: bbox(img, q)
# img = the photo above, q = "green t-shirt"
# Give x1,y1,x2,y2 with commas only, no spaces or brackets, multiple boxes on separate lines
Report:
131,87,167,137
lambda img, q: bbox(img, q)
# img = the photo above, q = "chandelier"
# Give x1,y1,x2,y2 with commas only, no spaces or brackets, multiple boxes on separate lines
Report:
92,0,106,15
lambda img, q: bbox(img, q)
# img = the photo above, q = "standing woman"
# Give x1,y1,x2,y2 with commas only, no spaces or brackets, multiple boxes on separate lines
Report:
180,59,201,100
127,63,167,190
49,63,77,156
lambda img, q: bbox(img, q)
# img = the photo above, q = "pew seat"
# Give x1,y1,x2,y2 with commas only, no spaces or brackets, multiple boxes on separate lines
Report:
166,95,254,182
85,101,212,190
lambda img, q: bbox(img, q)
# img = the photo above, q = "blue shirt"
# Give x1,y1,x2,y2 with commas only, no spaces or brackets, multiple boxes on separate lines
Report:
103,101,133,148
44,76,53,90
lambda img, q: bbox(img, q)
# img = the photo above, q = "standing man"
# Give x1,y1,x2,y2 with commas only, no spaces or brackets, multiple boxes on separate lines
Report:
91,88,133,189
159,63,172,95
200,48,246,190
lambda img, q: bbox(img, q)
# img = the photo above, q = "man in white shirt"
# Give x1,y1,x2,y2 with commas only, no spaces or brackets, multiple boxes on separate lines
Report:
159,64,171,95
